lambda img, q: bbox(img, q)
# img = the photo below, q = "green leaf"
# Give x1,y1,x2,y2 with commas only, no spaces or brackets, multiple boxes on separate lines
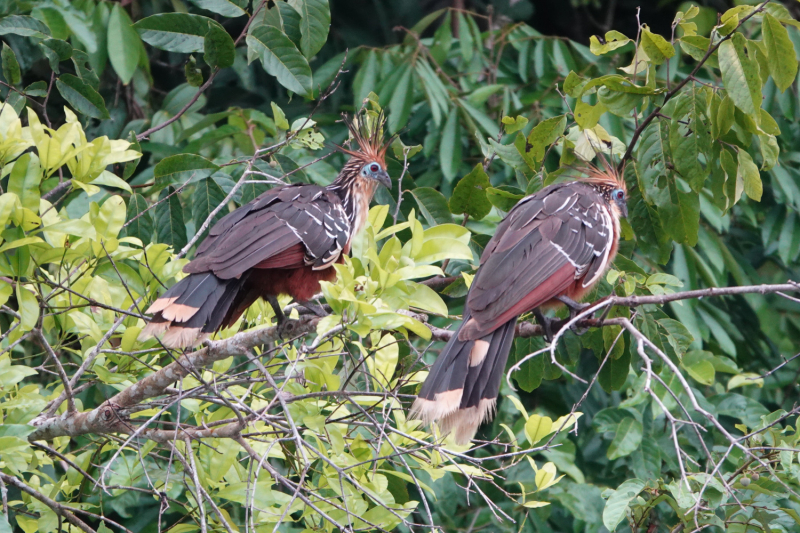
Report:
8,154,42,212
122,193,153,244
589,30,630,55
607,417,642,460
449,164,492,220
184,55,204,87
107,4,140,84
56,73,109,119
599,339,631,392
289,0,330,59
603,479,646,531
519,115,567,165
247,25,313,97
510,336,546,392
640,29,675,65
123,131,142,180
683,351,716,385
40,38,72,72
15,284,38,332
486,186,524,212
134,13,217,53
1,43,20,86
762,13,797,92
439,111,462,181
410,187,453,226
719,33,763,121
263,2,302,47
660,188,700,246
659,318,694,355
525,414,553,445
192,177,227,238
574,100,607,129
670,85,711,192
188,0,247,18
353,49,378,108
0,15,51,39
737,149,762,201
155,186,188,251
204,22,235,69
388,64,413,133
154,154,219,188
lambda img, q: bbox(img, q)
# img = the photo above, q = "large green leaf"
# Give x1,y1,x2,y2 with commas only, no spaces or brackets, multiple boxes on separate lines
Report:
510,336,547,392
107,4,140,84
154,154,219,188
122,193,153,244
263,2,303,47
0,15,51,39
247,25,313,97
410,187,453,226
719,33,762,121
188,0,247,18
669,85,711,192
603,479,646,531
204,22,235,69
737,148,762,201
155,186,188,251
8,154,42,211
1,44,20,86
439,111,462,181
134,13,216,53
449,163,492,220
387,64,413,134
762,13,797,93
192,177,228,238
607,417,642,460
56,74,109,119
289,0,330,59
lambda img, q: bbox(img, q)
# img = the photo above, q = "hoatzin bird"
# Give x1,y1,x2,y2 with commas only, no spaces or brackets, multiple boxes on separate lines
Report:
411,166,628,444
140,113,391,348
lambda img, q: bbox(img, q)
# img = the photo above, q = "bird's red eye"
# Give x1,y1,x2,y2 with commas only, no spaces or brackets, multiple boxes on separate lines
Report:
370,164,380,173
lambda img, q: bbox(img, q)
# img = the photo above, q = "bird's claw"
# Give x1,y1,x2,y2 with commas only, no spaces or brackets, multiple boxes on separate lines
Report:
276,317,301,339
300,302,328,317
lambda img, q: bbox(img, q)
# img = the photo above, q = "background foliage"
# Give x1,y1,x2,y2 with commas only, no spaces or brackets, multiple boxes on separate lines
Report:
2,0,800,532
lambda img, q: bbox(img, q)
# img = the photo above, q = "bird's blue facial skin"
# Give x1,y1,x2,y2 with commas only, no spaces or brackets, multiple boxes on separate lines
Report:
611,188,628,218
361,161,392,189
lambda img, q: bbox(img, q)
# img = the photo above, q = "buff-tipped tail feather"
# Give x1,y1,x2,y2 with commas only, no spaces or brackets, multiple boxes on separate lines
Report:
410,311,517,445
139,272,248,349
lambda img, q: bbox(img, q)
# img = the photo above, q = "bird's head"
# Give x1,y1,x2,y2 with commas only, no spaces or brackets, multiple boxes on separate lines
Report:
579,163,628,219
335,110,393,190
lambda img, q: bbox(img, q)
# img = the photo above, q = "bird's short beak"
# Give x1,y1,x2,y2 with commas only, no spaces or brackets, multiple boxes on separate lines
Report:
376,170,392,189
620,203,628,218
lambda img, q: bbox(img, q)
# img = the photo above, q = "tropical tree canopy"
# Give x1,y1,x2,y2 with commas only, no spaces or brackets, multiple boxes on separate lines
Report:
2,0,800,532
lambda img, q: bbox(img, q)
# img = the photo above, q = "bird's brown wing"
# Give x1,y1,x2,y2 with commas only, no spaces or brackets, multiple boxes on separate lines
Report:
460,182,614,340
183,184,351,279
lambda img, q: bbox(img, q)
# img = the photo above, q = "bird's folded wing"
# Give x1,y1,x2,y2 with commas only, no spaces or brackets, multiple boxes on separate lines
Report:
183,185,350,279
461,183,612,339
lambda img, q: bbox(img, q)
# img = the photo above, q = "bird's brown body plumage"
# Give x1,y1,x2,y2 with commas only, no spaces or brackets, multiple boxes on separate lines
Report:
141,113,391,348
411,167,627,444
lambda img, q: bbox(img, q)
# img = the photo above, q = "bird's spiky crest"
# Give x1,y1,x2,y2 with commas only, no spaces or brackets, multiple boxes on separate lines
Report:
337,110,392,166
575,157,626,192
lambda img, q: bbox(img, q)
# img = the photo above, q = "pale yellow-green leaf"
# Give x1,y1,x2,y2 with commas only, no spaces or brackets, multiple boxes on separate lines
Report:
93,196,127,240
523,501,550,508
728,373,764,390
525,414,553,445
506,395,529,420
90,170,132,192
737,149,762,201
408,283,448,315
0,279,12,307
15,283,38,331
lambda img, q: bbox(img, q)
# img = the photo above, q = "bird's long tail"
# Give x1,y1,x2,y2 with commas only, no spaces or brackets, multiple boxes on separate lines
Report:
410,310,518,445
140,272,255,348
